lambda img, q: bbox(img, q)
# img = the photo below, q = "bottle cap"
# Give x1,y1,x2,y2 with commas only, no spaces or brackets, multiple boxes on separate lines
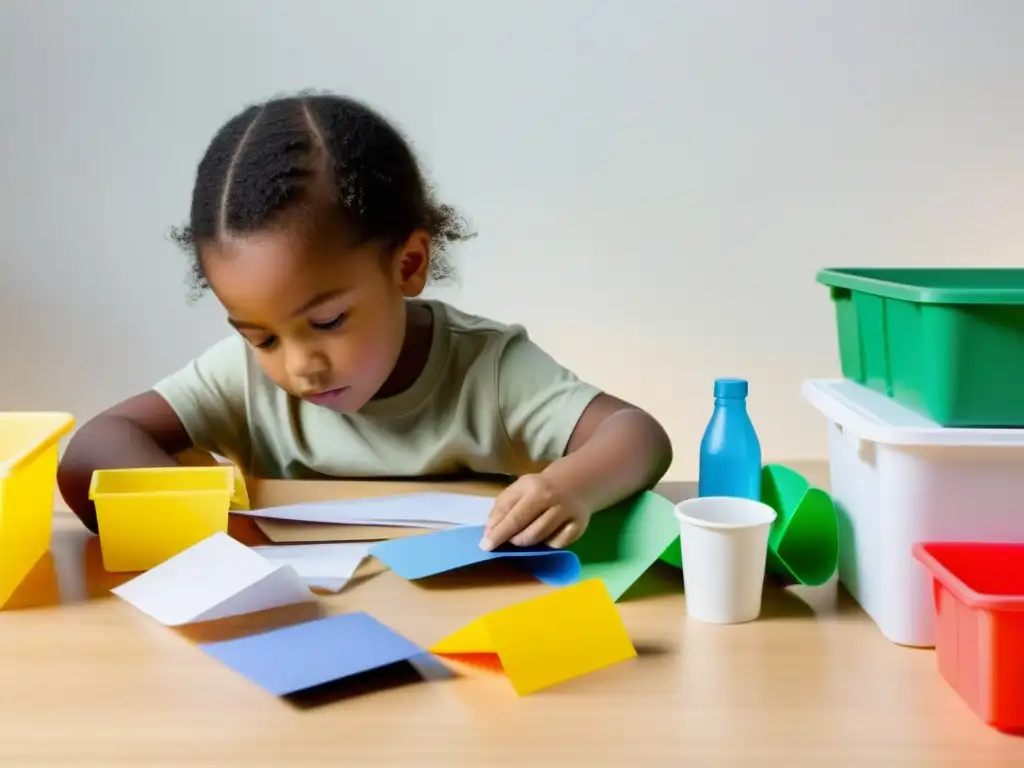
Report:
714,377,748,398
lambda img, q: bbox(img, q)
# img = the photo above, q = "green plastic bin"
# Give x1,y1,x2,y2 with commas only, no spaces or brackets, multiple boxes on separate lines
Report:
818,267,1024,427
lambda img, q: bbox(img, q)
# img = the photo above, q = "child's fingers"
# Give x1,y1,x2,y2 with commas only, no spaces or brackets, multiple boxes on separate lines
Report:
509,508,564,547
545,520,583,549
483,481,526,534
480,493,543,551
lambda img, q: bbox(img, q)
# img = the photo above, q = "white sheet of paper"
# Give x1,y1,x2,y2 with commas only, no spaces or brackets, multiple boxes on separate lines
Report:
111,533,315,626
234,493,494,528
251,543,369,593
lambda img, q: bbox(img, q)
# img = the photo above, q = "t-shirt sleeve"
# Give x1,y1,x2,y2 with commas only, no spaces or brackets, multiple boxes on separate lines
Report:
496,330,602,467
152,335,252,468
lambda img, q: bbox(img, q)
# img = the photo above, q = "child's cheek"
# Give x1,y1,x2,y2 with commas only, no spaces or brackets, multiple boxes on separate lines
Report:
342,335,392,383
361,342,398,383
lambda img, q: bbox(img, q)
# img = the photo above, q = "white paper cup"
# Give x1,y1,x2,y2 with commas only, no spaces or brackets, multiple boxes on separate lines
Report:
674,496,777,625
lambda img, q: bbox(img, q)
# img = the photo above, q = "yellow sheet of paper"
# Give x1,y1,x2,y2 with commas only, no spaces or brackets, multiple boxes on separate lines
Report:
430,579,637,695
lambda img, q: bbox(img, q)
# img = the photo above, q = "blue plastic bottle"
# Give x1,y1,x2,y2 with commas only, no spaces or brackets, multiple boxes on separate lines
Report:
698,378,762,499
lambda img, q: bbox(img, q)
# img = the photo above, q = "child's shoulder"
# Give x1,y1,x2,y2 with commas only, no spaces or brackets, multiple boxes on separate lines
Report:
430,299,521,339
427,299,592,401
426,299,531,361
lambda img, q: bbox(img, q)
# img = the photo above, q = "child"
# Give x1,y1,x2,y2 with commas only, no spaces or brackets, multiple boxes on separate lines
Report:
57,91,673,551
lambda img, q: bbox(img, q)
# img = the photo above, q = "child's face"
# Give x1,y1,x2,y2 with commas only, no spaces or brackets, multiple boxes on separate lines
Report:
201,223,429,413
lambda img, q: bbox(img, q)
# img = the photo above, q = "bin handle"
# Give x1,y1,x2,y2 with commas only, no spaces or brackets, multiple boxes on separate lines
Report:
855,437,876,465
830,286,852,301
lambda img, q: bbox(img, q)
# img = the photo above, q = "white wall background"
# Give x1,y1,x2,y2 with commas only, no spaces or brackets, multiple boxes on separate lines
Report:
2,0,1023,479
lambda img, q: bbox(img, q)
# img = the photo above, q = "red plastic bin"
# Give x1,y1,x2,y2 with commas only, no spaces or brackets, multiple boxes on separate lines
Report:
912,542,1024,733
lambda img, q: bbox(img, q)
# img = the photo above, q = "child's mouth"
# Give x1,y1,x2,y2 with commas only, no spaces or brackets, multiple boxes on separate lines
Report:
304,387,348,406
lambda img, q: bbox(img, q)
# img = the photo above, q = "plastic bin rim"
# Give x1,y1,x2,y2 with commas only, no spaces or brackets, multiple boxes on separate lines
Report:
89,489,235,500
87,466,235,500
912,542,1024,612
817,267,1024,305
801,380,1024,448
0,412,75,478
89,466,233,475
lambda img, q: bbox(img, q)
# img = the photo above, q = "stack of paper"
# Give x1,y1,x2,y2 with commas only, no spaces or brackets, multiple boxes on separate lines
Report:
255,519,432,544
235,493,494,530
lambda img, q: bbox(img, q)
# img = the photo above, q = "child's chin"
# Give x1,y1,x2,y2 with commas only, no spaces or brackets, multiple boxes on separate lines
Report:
325,391,373,415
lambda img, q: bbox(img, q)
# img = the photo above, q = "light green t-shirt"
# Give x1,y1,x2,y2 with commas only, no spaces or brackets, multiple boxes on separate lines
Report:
153,299,602,481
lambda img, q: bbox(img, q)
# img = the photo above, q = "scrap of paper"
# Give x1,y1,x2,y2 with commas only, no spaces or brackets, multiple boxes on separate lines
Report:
255,518,433,544
430,578,636,695
233,493,494,529
200,612,427,696
111,533,315,626
251,542,370,593
569,491,681,600
369,525,581,586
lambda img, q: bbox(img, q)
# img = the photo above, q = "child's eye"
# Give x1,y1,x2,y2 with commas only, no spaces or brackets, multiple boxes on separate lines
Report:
252,335,278,350
311,313,345,331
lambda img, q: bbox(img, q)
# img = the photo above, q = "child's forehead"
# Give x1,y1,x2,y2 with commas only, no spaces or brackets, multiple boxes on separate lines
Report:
202,229,382,317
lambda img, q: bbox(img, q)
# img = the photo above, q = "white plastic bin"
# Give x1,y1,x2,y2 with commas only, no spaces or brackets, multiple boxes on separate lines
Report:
802,379,1024,647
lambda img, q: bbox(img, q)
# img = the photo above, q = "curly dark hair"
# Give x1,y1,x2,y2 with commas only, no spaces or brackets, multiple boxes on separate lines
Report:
170,91,473,298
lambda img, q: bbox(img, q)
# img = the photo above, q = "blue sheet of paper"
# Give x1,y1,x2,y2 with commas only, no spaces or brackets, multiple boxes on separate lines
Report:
199,612,426,696
368,524,581,586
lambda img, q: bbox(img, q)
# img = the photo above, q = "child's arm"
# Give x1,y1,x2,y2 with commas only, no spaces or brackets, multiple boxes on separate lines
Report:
58,335,251,533
482,394,672,550
544,392,672,517
57,391,193,533
481,336,673,550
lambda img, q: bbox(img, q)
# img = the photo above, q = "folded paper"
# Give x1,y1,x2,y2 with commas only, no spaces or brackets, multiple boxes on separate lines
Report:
369,524,580,586
430,578,637,695
200,612,427,696
234,493,494,529
111,533,314,626
252,542,370,593
759,464,839,586
570,491,681,600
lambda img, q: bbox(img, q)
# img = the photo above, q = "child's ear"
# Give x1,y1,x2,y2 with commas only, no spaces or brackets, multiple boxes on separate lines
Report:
392,229,431,297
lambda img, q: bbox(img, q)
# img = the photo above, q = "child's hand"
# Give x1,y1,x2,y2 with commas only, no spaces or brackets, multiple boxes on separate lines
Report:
479,474,591,551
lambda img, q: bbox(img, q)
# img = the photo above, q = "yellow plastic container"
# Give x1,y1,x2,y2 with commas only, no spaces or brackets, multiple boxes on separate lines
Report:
89,466,234,572
0,412,75,607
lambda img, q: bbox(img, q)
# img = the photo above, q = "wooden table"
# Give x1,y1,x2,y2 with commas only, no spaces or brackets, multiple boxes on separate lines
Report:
1,471,1021,767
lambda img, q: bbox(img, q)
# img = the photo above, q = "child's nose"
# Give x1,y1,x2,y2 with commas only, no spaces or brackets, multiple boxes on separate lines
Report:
286,345,330,382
